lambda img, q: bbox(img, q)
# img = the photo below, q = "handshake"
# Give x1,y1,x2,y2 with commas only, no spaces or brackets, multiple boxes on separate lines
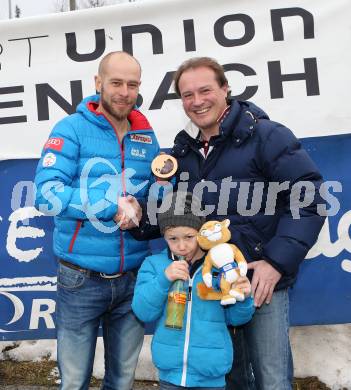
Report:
113,195,142,230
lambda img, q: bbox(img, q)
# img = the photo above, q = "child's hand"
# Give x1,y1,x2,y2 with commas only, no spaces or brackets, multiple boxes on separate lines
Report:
165,260,189,282
234,276,252,298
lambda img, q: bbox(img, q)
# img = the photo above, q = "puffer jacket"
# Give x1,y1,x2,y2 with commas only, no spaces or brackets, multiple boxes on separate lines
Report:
132,249,254,388
34,94,160,273
171,99,325,289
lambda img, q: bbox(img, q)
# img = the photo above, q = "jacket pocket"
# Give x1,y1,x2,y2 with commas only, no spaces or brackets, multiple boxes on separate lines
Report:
68,220,83,253
190,344,232,378
237,220,266,260
189,320,232,377
152,340,183,371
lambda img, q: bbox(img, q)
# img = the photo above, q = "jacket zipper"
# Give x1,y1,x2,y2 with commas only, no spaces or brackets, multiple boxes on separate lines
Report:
180,266,202,386
119,141,126,273
68,220,83,253
96,113,127,272
91,107,153,273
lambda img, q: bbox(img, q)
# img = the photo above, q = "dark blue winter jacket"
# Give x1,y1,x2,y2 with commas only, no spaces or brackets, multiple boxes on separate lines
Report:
171,99,325,289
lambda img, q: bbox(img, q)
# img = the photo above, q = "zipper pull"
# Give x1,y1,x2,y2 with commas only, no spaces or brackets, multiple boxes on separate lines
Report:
188,276,194,301
188,286,192,301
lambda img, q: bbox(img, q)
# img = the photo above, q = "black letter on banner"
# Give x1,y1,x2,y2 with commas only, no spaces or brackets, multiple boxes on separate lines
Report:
36,80,83,121
271,8,314,41
122,25,163,55
66,29,106,62
149,71,178,110
0,86,27,124
8,35,49,67
183,20,196,52
214,14,254,47
223,63,258,101
268,58,319,99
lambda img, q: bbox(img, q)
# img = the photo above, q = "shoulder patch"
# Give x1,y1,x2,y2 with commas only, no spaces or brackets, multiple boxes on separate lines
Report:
44,137,64,151
42,152,57,167
130,134,152,144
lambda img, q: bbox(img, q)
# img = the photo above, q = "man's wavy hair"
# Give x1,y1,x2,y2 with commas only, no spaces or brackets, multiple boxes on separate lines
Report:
173,57,231,99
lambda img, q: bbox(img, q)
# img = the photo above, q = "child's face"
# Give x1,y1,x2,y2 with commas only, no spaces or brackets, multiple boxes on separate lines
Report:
164,226,201,262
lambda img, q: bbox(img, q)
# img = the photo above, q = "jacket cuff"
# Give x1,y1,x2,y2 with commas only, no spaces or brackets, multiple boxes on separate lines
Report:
157,268,172,291
261,254,285,276
263,236,308,275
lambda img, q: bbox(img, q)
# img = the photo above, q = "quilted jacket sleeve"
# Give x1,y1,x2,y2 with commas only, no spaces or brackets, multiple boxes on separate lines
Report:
34,119,118,221
259,122,325,275
132,256,172,322
225,297,255,326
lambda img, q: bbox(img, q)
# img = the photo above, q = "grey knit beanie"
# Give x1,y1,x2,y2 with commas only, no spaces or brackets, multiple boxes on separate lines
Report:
157,191,206,234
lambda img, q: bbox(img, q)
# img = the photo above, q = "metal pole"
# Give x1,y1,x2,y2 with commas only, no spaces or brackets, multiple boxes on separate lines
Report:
8,0,12,18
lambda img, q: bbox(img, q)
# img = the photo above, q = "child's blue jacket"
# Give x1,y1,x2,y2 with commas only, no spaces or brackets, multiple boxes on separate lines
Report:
132,249,254,388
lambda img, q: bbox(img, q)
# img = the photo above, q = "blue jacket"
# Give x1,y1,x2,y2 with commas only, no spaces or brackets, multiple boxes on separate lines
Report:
132,250,254,388
34,94,160,273
171,99,325,289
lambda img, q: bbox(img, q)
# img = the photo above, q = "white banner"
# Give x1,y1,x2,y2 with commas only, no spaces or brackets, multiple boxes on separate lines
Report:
0,0,350,159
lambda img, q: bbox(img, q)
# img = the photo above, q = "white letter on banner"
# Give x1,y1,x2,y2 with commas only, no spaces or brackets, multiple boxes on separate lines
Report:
29,299,56,330
6,207,45,262
306,211,351,259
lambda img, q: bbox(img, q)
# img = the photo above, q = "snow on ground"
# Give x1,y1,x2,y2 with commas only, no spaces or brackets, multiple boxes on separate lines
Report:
291,324,351,389
1,325,351,389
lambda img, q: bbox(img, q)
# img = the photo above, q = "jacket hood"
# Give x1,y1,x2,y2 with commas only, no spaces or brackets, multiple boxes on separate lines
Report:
76,94,153,132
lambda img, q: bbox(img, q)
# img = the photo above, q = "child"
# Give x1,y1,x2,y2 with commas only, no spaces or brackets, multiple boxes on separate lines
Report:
132,192,254,390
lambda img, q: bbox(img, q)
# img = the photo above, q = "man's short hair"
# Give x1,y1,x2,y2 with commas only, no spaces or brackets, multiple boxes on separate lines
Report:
98,51,141,77
173,57,228,96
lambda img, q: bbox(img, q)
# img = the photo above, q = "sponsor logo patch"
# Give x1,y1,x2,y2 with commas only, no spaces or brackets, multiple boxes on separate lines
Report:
44,137,64,151
42,152,57,167
131,147,146,158
130,134,152,144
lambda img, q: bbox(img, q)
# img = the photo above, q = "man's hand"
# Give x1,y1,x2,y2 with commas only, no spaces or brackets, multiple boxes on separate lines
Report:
113,195,142,230
165,260,189,282
247,260,282,307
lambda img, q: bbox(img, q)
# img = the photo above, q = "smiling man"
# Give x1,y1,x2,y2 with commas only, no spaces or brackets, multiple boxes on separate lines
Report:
170,57,325,390
34,51,160,390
